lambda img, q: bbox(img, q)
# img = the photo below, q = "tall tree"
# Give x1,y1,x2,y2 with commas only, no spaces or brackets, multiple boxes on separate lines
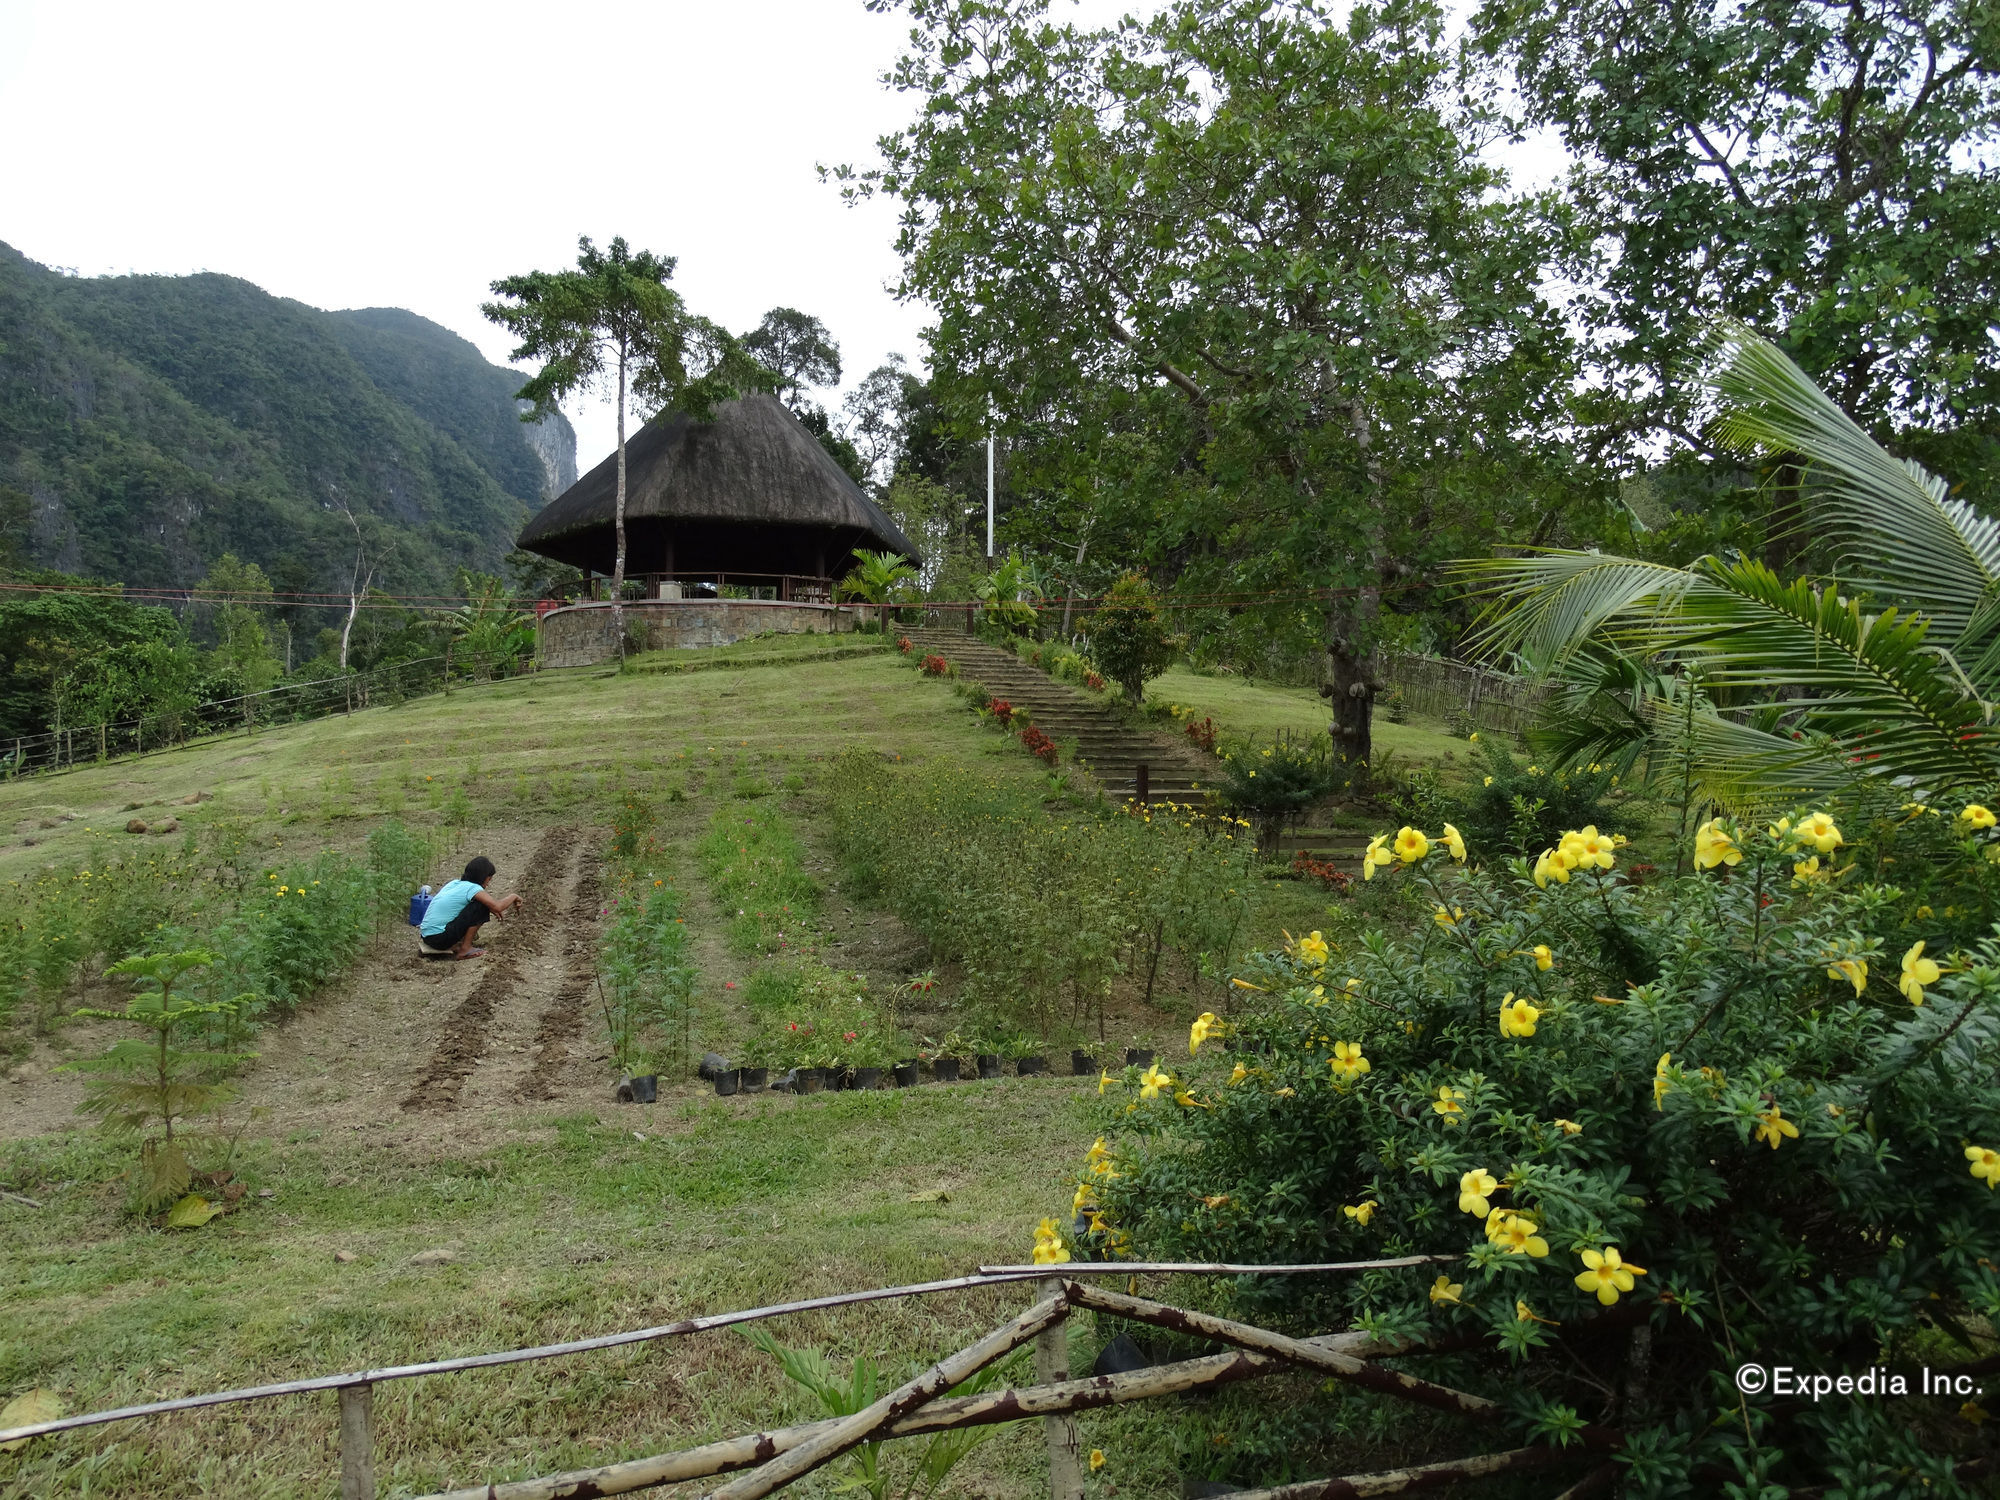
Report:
485,237,712,657
743,307,843,410
1476,0,2000,452
847,0,1580,763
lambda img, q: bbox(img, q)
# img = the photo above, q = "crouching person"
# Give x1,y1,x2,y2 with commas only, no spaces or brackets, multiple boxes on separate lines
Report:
418,856,524,960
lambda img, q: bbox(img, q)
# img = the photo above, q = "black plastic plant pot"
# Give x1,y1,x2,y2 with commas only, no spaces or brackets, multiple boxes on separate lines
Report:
798,1067,825,1094
976,1053,1002,1079
935,1057,961,1083
831,1067,855,1091
855,1066,884,1090
1072,1050,1096,1076
1015,1056,1047,1077
743,1067,769,1092
714,1069,741,1097
629,1074,659,1103
893,1061,919,1088
1125,1048,1155,1068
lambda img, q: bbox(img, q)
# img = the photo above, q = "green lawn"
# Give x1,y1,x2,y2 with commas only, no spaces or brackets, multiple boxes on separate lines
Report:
1149,667,1471,766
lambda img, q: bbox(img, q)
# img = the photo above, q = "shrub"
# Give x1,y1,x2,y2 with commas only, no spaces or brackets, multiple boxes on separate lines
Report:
1083,572,1182,704
1289,850,1351,893
897,635,913,653
1072,805,2000,1492
1445,738,1628,863
919,653,953,677
1215,733,1359,855
1185,715,1218,753
1020,724,1058,765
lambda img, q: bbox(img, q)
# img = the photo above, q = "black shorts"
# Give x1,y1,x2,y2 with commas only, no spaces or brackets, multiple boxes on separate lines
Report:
421,898,490,951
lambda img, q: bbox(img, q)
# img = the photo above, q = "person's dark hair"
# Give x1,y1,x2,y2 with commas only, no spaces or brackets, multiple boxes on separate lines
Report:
463,856,497,885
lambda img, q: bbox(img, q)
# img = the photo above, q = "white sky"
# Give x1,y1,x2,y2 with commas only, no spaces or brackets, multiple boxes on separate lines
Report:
0,0,1561,474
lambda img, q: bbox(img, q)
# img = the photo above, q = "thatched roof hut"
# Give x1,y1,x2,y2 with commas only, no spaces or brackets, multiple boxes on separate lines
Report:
515,394,916,583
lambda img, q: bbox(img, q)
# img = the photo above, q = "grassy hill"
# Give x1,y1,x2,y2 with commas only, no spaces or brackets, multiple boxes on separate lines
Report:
0,243,575,597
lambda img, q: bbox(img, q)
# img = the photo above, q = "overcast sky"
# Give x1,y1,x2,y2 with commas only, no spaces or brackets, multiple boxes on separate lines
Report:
0,0,1557,475
0,0,989,470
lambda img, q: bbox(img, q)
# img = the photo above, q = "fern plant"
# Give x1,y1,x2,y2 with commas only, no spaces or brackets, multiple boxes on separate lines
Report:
65,949,256,1215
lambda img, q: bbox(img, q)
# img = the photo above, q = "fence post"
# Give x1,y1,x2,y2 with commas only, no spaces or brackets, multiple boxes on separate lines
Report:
1036,1279,1085,1500
338,1381,375,1500
1135,763,1150,805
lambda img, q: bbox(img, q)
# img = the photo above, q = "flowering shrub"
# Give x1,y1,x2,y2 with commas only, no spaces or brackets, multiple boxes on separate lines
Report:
1073,807,2000,1492
1289,850,1350,893
919,653,953,677
1085,670,1107,692
1185,714,1218,753
897,635,913,654
986,697,1016,725
1020,723,1059,765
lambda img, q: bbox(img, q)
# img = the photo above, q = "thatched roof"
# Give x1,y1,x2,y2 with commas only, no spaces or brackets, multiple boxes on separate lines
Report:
517,394,916,564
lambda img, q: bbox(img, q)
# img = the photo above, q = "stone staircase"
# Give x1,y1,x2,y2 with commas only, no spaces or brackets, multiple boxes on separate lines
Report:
902,629,1213,802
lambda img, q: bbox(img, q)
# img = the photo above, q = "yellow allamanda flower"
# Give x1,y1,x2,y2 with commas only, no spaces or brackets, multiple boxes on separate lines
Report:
1491,1213,1550,1257
1574,1246,1646,1305
1792,855,1826,885
1532,845,1577,888
1296,931,1329,967
1826,956,1867,997
1966,1145,2000,1189
1433,905,1467,929
1516,1299,1560,1326
1139,1063,1173,1099
1458,1167,1499,1217
1086,1137,1112,1166
1754,1104,1800,1150
1693,819,1741,871
1499,993,1540,1039
1072,1182,1093,1215
1428,1275,1463,1305
1562,826,1617,870
1089,1450,1106,1473
1653,1053,1674,1111
1441,823,1466,861
1962,804,1998,830
1329,1041,1370,1082
1432,1085,1466,1122
1361,835,1394,881
1189,1012,1222,1051
1796,811,1842,852
1098,1069,1118,1096
1532,944,1553,971
1174,1089,1211,1109
1900,941,1942,1005
1394,826,1430,863
1342,1201,1377,1227
1554,1118,1583,1135
1031,1217,1071,1266
1228,1060,1249,1084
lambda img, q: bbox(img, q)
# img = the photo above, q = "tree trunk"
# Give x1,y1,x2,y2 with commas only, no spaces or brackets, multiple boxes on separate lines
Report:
1322,399,1387,772
612,340,629,662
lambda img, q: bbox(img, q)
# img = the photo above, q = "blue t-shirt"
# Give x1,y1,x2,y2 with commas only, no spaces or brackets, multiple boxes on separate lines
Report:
420,879,486,937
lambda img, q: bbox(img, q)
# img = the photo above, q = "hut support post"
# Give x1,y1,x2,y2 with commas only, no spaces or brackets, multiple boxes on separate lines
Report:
1036,1279,1085,1500
339,1382,375,1500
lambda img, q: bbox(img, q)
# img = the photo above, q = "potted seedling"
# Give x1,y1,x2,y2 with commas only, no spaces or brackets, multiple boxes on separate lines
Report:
1071,1048,1097,1076
846,1028,892,1090
740,1030,777,1092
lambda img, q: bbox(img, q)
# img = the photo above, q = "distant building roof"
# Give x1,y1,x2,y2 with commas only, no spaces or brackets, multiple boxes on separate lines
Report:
517,394,916,570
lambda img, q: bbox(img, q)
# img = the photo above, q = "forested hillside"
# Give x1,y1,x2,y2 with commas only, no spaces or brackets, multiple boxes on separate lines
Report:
0,243,575,596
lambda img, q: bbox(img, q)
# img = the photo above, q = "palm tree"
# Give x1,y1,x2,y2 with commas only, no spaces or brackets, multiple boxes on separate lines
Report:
1457,328,2000,808
972,552,1041,632
840,550,917,630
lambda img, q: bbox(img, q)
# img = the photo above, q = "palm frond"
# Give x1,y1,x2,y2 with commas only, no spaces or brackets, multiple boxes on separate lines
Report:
1452,552,1704,672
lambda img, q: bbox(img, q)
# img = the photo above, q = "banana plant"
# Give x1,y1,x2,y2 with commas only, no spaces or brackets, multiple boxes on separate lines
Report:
1456,328,2000,807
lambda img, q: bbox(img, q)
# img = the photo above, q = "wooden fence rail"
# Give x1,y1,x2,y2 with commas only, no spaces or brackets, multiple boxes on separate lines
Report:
0,1259,1619,1500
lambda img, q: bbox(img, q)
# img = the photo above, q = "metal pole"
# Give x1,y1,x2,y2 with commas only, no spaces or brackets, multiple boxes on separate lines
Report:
339,1382,375,1500
986,397,995,560
1035,1279,1085,1500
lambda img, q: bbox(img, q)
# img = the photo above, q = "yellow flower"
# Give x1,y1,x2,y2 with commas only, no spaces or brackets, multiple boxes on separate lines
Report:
1797,811,1842,852
1573,1247,1646,1305
1139,1064,1173,1099
1754,1104,1799,1150
1458,1167,1499,1217
1564,826,1617,870
1554,1118,1582,1135
1499,993,1540,1038
1516,1299,1560,1325
1089,1450,1106,1473
1072,1182,1093,1215
1329,1041,1370,1082
1483,775,1494,787
1917,905,1934,919
1362,835,1394,881
1492,1214,1549,1257
1098,1069,1118,1095
1174,1089,1210,1109
1961,804,1997,829
1087,1137,1112,1166
1441,823,1466,861
1433,905,1466,929
1031,1217,1071,1265
1693,819,1741,871
1532,944,1553,971
1653,1053,1673,1111
1342,1201,1377,1227
1189,1012,1222,1052
1429,1274,1464,1305
1826,956,1868,997
1792,855,1824,885
1468,732,1479,742
1296,931,1329,967
1394,826,1430,863
1432,1084,1466,1121
1966,1145,2000,1189
1900,941,1941,1005
1228,1060,1249,1084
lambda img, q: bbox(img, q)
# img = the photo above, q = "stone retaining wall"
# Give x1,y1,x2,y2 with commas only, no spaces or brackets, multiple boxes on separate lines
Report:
536,600,851,668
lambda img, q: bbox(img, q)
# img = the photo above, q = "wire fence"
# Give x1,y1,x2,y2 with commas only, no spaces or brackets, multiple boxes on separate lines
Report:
1,646,534,782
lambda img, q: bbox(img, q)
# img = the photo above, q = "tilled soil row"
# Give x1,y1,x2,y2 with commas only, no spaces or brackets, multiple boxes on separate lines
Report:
518,849,604,1100
399,826,576,1113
